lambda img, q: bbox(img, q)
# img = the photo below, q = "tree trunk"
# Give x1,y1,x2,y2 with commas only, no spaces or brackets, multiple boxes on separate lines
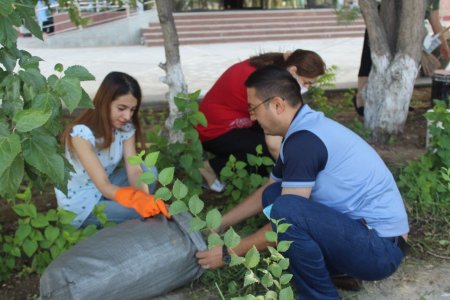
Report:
359,0,425,143
155,0,188,143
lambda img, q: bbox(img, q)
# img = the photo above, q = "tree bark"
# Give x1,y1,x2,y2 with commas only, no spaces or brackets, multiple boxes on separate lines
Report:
359,0,425,143
155,0,187,143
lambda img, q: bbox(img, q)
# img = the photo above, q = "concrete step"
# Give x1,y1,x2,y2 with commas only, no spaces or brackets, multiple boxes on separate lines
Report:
142,8,365,46
144,31,363,46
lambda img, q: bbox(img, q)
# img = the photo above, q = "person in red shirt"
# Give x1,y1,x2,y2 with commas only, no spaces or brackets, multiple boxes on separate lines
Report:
197,49,326,191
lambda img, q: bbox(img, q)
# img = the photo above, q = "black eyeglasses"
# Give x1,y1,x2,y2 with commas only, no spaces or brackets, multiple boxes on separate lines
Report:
248,96,276,113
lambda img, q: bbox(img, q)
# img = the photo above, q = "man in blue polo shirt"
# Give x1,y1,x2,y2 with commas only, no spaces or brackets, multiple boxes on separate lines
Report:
196,66,409,299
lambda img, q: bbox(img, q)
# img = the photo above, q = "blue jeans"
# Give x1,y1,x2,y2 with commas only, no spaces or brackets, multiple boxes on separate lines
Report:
82,166,157,227
262,182,405,300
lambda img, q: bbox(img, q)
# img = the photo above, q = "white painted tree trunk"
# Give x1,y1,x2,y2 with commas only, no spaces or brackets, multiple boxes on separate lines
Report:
155,0,188,143
359,0,425,143
364,54,418,139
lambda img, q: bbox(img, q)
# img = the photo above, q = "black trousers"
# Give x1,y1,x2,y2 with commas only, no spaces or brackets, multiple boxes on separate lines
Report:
202,124,271,176
42,16,54,34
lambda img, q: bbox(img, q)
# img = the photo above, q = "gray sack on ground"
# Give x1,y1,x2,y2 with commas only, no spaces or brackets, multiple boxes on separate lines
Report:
39,212,206,300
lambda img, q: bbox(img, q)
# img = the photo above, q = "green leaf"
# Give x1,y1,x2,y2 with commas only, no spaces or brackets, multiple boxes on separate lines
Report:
224,227,241,248
19,68,46,90
22,132,65,186
280,274,293,285
169,200,188,215
64,65,95,81
39,239,53,249
265,231,277,243
0,133,21,176
0,50,17,73
158,167,174,186
269,263,282,278
229,253,245,267
57,209,77,224
23,238,38,258
33,92,60,119
191,111,207,127
278,258,290,270
180,154,193,170
31,214,50,228
13,203,37,218
190,217,206,232
0,17,18,47
277,241,292,253
15,224,32,242
15,5,42,40
277,223,292,234
264,291,277,300
10,246,21,257
18,51,42,69
137,171,156,186
144,151,159,167
13,108,52,132
244,246,260,268
55,77,82,113
172,179,188,200
0,0,13,16
205,208,222,230
30,230,44,242
127,155,142,165
261,273,274,288
46,209,58,222
0,154,24,198
207,232,222,248
279,286,294,300
50,244,61,259
44,226,60,242
54,63,64,72
78,89,94,109
188,195,204,215
154,187,172,201
244,270,259,287
82,225,97,237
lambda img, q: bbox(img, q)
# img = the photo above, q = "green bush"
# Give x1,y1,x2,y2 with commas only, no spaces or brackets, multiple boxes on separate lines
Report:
398,101,450,219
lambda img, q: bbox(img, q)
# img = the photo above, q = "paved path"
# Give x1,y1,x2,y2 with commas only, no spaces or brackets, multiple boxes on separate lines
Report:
18,36,365,105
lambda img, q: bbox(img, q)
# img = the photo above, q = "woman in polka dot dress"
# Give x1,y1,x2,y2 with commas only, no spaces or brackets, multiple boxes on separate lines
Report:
55,71,169,228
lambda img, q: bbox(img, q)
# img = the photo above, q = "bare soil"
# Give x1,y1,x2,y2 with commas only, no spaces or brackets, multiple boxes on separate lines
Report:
1,87,450,300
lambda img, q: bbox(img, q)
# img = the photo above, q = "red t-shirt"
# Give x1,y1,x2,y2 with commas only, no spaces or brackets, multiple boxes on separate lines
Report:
197,60,256,142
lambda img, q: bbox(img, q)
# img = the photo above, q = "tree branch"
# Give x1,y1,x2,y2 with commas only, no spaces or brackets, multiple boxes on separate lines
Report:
359,0,391,60
396,0,425,60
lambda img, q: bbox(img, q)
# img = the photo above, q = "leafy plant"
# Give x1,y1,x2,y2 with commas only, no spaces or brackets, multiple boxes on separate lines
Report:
307,66,337,118
0,186,109,281
129,149,295,299
145,90,206,196
220,145,273,205
398,101,450,219
0,0,95,199
335,3,360,25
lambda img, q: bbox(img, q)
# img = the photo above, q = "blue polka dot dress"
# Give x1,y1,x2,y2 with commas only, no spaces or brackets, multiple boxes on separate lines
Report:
54,123,135,227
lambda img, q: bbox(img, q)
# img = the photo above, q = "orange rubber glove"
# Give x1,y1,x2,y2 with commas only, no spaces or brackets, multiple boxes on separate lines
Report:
115,187,170,219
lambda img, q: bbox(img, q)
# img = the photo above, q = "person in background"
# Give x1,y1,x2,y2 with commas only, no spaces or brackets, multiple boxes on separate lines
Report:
353,0,450,116
36,0,55,34
197,50,326,192
196,66,409,299
55,72,169,228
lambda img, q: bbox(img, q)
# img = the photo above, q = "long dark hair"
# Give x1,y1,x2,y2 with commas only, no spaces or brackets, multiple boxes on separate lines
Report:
61,71,145,152
249,49,326,78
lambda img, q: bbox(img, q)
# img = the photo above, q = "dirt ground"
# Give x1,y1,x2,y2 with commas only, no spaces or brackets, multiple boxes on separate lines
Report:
1,87,450,300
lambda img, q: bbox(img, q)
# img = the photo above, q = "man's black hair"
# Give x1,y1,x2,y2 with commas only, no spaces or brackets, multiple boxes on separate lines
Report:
245,65,303,107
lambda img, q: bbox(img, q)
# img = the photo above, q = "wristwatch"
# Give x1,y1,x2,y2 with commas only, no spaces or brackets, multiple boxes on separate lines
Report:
222,245,231,265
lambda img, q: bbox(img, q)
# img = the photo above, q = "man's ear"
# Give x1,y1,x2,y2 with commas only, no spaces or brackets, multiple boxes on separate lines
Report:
273,97,285,114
